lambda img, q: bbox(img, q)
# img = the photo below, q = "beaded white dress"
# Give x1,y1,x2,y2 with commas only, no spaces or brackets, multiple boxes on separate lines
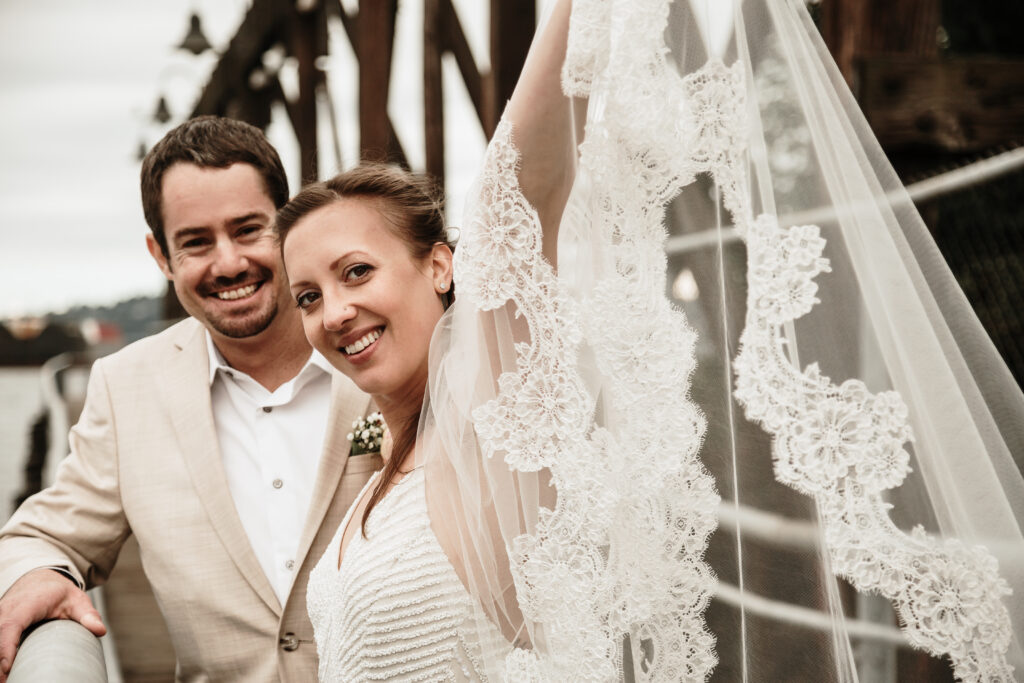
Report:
307,468,507,682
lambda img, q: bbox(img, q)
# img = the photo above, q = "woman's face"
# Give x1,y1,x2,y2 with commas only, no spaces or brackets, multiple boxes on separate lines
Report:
282,198,452,405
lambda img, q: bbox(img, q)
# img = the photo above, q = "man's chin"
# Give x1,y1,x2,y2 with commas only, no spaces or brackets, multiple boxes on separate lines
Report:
205,305,278,339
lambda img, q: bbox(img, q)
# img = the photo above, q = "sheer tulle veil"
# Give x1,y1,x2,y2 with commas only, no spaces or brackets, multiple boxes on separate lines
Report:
418,0,1024,680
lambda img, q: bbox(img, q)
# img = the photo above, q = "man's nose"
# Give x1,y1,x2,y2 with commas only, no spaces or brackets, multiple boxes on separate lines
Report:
210,239,249,279
322,290,356,332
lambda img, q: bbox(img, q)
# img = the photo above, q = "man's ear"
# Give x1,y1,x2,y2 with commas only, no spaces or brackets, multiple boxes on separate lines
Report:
430,242,454,290
146,233,174,281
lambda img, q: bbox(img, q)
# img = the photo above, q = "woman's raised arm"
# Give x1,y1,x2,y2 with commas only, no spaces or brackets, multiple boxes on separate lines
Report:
501,0,578,267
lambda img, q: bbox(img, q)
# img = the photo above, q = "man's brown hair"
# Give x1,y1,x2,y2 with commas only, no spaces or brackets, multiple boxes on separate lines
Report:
140,116,289,256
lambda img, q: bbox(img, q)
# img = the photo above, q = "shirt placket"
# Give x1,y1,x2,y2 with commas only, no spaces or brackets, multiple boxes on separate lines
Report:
256,398,299,599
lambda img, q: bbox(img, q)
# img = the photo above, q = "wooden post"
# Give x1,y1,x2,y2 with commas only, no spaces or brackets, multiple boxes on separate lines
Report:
488,0,534,131
817,0,939,91
424,0,445,183
358,0,398,162
288,2,323,185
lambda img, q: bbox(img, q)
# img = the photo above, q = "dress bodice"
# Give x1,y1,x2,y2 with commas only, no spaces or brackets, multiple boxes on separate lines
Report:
307,468,506,682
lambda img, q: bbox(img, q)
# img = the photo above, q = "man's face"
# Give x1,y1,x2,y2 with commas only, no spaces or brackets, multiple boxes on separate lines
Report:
146,162,289,340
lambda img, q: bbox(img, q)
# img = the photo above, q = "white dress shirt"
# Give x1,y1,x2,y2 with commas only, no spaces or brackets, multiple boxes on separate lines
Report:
205,332,334,605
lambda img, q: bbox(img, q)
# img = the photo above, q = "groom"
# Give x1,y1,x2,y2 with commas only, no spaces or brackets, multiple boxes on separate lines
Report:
0,117,378,681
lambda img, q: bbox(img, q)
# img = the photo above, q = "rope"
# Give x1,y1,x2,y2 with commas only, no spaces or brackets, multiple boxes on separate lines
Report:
666,145,1024,255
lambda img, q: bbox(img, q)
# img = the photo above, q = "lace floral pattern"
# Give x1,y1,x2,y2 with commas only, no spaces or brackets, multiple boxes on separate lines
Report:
461,116,720,682
560,0,608,97
456,0,726,678
733,213,1014,681
461,0,1014,680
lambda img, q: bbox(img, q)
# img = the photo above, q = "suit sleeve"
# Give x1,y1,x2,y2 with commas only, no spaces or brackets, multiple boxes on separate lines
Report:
0,357,130,596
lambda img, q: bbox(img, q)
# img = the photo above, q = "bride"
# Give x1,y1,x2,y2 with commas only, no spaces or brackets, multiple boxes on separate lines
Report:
280,0,1024,680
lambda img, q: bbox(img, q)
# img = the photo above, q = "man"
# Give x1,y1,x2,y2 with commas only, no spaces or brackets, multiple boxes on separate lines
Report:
0,116,379,681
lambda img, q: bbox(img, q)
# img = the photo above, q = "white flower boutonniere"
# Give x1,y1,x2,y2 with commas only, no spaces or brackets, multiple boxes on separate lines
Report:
348,411,386,455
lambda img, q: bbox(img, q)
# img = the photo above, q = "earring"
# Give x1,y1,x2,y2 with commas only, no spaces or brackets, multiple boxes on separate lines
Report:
439,282,448,291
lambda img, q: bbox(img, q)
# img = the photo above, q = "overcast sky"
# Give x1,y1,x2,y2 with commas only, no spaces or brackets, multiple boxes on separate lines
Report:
0,0,489,318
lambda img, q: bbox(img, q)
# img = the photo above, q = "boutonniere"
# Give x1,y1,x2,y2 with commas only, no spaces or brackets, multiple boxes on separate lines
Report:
348,412,386,455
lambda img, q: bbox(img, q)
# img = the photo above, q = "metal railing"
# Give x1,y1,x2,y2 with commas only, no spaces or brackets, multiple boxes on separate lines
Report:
7,620,106,683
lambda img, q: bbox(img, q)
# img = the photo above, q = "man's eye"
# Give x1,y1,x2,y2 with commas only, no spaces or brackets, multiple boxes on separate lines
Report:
295,291,321,309
181,238,208,249
344,264,372,281
238,225,263,237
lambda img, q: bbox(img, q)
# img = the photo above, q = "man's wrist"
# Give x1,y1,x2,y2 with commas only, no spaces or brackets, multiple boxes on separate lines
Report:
43,566,84,590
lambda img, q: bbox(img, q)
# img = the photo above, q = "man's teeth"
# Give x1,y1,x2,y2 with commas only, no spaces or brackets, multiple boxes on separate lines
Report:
216,284,257,300
344,329,382,355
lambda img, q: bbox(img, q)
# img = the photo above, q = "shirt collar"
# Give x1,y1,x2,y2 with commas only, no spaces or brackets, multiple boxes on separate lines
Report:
204,329,333,386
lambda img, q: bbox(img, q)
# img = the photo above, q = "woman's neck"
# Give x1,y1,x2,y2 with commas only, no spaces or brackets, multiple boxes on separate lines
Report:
373,400,420,467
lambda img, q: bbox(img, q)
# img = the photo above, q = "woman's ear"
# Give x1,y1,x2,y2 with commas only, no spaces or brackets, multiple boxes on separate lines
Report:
430,242,454,293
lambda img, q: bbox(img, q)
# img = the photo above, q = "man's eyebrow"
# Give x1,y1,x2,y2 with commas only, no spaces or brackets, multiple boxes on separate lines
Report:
171,227,209,243
227,212,271,227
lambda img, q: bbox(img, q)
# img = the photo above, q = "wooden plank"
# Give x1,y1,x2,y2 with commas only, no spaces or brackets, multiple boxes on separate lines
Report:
288,3,323,185
358,0,398,161
325,1,408,168
817,0,939,88
488,0,534,131
424,0,445,184
858,56,1024,152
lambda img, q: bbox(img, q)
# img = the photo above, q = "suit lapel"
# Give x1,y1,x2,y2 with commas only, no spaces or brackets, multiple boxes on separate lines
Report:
161,320,282,615
292,370,372,571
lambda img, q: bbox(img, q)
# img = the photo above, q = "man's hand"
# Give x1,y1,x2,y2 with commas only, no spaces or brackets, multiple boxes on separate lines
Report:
0,568,106,681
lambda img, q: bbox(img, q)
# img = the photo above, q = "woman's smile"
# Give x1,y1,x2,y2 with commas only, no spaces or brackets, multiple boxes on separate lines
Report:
339,326,384,364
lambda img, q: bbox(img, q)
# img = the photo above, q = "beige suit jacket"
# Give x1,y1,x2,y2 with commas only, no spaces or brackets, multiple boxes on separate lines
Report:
0,318,379,681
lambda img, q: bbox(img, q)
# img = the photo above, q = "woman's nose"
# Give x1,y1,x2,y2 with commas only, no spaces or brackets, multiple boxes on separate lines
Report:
322,291,356,331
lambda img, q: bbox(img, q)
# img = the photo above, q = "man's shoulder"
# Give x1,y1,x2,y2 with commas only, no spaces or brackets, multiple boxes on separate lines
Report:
96,317,203,373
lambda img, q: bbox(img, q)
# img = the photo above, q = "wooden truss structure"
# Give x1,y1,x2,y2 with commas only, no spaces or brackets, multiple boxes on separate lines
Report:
190,0,535,189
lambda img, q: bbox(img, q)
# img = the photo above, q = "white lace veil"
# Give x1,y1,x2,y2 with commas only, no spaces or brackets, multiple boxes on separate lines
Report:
419,0,1024,680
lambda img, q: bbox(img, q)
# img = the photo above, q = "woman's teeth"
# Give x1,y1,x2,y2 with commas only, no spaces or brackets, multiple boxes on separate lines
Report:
216,284,257,300
344,328,382,355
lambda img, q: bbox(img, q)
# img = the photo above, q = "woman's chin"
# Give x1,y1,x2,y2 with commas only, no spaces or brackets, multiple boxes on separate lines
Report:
344,368,390,398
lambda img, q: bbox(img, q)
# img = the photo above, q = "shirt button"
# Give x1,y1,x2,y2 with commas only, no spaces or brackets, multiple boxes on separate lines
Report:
262,406,272,413
272,478,283,489
280,633,299,651
285,559,295,571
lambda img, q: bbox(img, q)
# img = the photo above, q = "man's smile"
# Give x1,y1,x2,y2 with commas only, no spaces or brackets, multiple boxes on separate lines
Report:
211,281,263,301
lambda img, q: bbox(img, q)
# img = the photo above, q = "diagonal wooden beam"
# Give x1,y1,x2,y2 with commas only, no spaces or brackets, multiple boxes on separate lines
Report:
440,0,487,134
191,0,289,119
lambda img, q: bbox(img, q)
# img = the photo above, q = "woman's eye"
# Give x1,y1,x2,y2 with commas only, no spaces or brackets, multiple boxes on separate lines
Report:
295,291,321,309
344,264,373,281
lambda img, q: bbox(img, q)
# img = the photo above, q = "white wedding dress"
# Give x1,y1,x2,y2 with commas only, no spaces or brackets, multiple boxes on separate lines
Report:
307,469,507,682
307,0,1024,680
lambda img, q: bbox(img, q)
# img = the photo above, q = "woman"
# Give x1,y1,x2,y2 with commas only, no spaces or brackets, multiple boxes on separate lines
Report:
281,0,1024,680
279,166,512,680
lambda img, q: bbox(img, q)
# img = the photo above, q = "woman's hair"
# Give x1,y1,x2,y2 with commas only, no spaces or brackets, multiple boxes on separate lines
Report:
276,162,452,534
